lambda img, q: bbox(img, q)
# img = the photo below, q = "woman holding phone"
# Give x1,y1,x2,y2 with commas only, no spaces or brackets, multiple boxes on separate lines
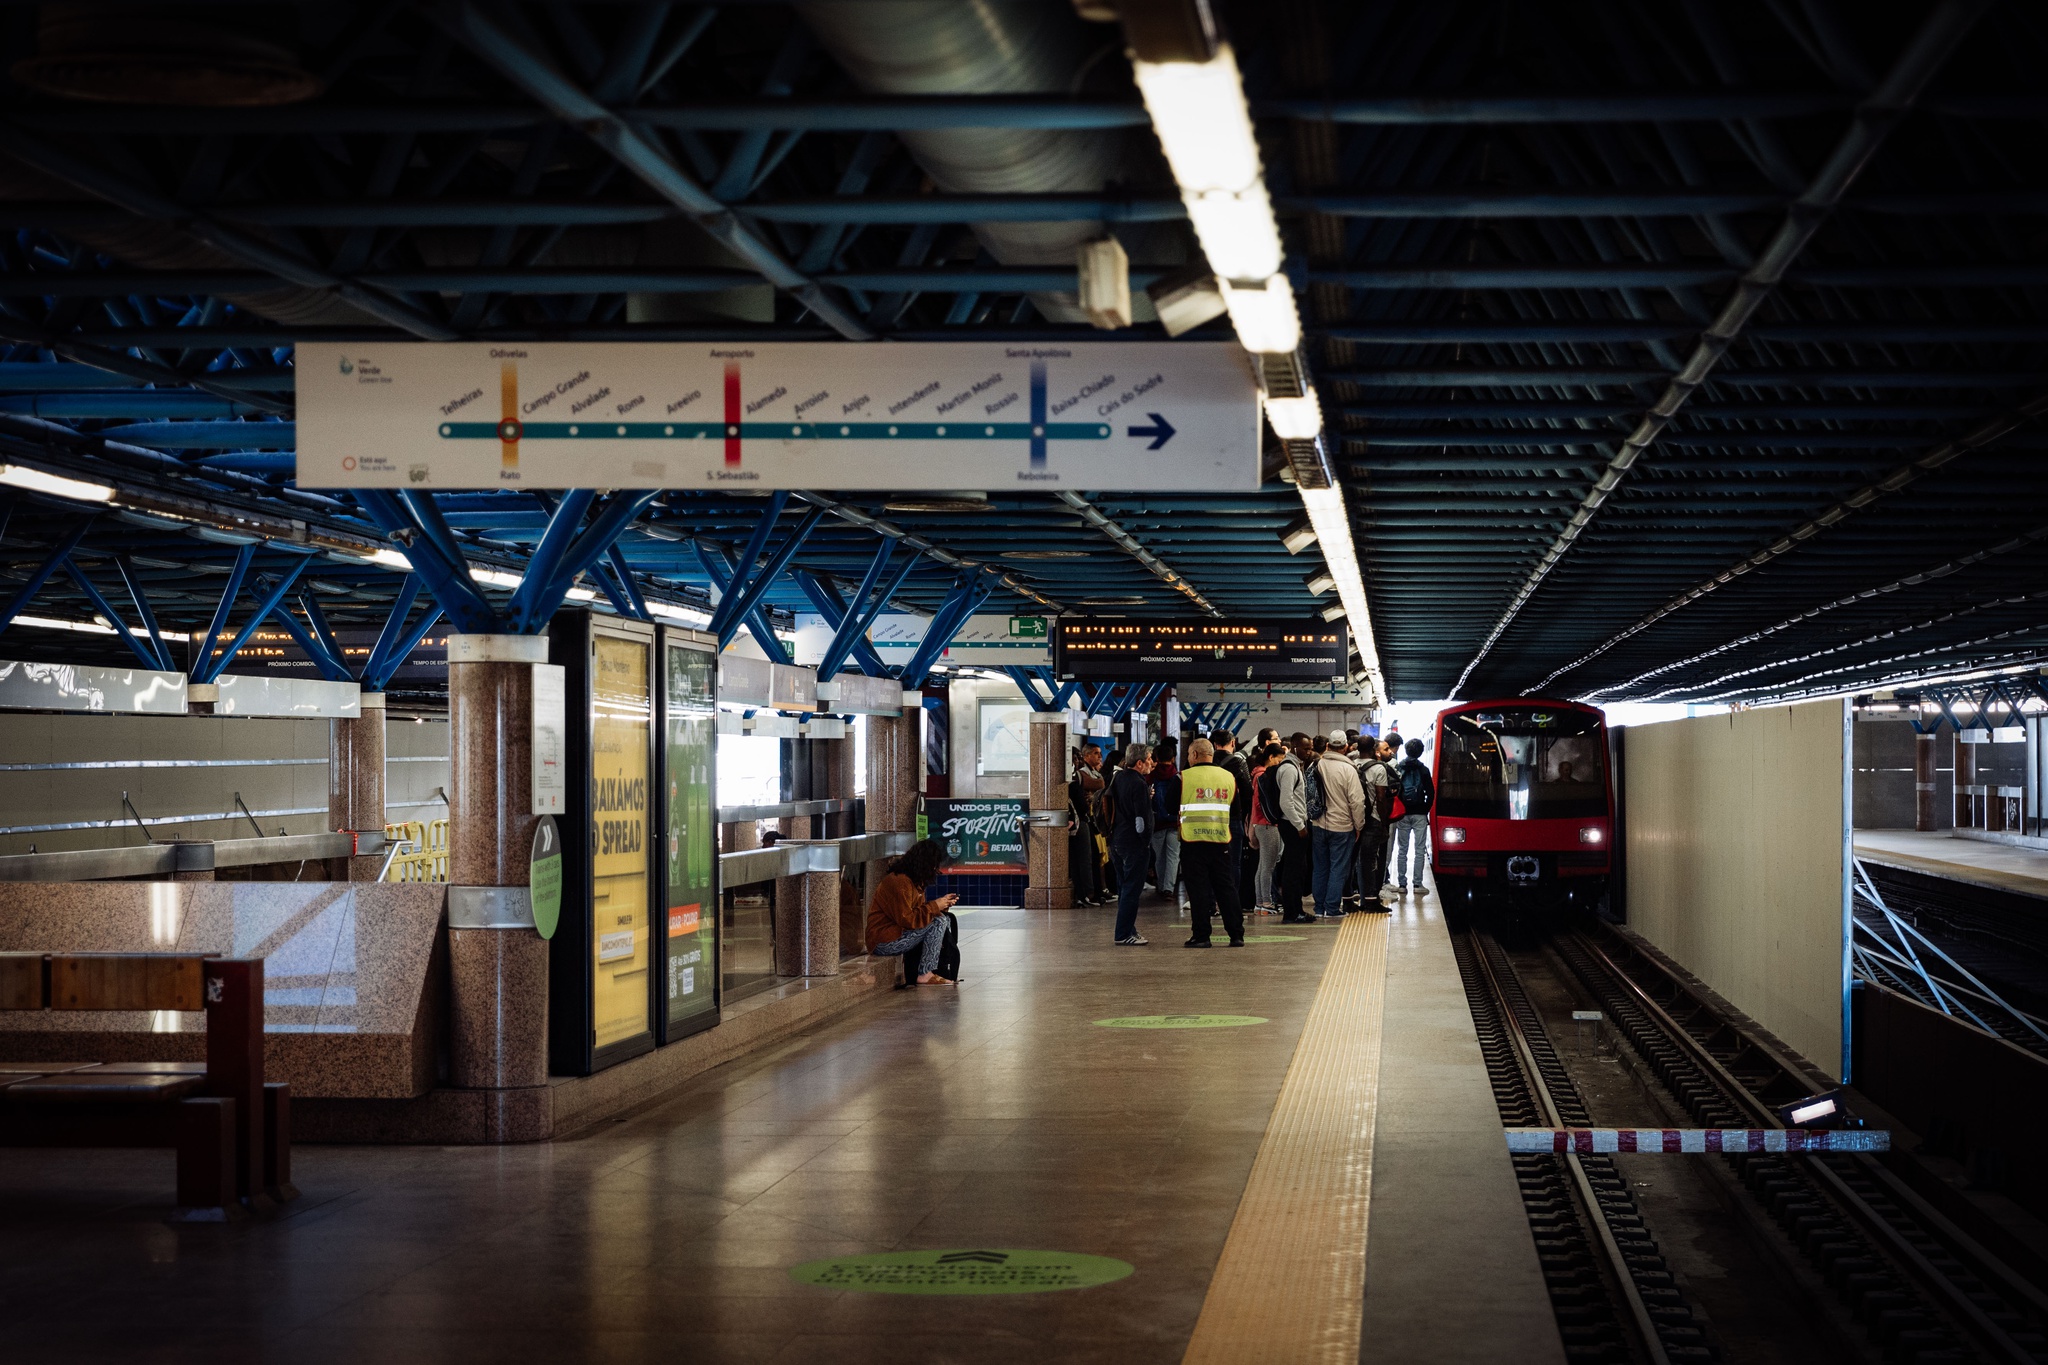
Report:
866,838,961,985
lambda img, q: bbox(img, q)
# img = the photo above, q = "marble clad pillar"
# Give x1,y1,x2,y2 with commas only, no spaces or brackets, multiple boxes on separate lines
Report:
1025,710,1072,910
1914,732,1938,832
863,693,924,938
330,691,388,881
444,634,548,1140
775,866,842,976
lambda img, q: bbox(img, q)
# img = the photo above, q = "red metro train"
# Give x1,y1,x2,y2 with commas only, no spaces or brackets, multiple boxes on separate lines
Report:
1429,699,1612,911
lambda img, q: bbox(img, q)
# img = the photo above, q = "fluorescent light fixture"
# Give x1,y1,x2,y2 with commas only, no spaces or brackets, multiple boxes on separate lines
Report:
369,548,412,571
647,600,714,628
1183,189,1283,282
0,464,114,503
1263,391,1323,440
1131,41,1299,355
469,566,522,589
1319,603,1346,622
1298,484,1385,703
16,613,115,636
1304,570,1336,596
1131,44,1261,199
1219,276,1301,354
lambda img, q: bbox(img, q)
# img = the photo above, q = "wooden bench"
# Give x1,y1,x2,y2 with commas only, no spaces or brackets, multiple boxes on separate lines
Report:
0,952,293,1220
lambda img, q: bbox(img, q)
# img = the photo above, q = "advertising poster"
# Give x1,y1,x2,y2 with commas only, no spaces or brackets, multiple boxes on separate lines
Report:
590,634,652,1053
664,641,717,1032
923,798,1028,872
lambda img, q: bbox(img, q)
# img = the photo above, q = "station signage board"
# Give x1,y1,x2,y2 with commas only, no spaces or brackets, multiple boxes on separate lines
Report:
794,612,1053,669
1053,618,1349,682
296,341,1258,492
200,626,445,682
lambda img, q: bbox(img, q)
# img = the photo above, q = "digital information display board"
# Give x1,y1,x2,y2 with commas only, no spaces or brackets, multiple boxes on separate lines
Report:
1053,619,1350,682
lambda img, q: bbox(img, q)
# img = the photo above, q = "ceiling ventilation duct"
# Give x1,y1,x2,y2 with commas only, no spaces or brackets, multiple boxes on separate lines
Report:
796,0,1162,325
10,3,324,106
0,4,379,333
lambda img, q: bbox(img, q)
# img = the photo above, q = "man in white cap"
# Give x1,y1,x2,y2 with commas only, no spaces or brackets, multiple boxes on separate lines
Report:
1310,729,1366,920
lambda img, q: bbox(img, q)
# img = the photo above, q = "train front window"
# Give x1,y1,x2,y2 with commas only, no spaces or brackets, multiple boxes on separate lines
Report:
1438,709,1606,820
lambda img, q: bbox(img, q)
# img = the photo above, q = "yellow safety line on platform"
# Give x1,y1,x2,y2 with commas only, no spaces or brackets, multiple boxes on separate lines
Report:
1183,911,1391,1365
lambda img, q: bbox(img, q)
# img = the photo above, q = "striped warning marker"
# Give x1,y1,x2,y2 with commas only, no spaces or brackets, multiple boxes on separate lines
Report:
1505,1128,1890,1154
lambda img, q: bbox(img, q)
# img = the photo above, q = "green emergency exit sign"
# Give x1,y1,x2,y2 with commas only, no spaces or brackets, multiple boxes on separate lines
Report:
1009,617,1047,638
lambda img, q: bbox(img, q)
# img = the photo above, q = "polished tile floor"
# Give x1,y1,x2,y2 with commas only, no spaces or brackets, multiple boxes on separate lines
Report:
0,897,1347,1363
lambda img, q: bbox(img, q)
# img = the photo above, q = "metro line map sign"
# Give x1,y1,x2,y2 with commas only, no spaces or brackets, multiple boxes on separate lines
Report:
296,341,1259,491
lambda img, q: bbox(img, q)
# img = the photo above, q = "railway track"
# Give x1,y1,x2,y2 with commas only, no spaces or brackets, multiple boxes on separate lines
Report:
1457,913,2048,1365
1552,922,2048,1365
1452,928,1714,1364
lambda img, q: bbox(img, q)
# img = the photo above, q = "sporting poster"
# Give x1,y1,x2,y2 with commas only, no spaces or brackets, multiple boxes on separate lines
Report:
920,797,1027,871
295,341,1260,491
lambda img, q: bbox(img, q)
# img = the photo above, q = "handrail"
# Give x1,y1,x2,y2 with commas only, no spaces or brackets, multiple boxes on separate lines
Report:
718,830,913,885
0,830,370,882
718,798,860,824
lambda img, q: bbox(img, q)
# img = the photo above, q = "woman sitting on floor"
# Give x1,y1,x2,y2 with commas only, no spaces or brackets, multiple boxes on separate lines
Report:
867,838,961,986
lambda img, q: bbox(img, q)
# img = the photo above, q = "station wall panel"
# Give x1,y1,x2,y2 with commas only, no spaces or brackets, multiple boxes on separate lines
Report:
0,712,450,855
1624,701,1848,1078
1853,717,1919,830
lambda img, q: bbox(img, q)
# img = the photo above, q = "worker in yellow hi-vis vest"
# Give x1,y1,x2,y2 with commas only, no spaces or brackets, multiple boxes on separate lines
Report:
1179,738,1244,947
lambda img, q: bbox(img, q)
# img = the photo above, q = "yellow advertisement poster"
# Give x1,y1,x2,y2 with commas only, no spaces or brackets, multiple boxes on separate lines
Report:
590,634,651,1052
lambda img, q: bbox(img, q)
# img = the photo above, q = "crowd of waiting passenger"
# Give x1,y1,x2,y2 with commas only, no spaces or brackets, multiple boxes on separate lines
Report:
1061,724,1436,947
864,721,1436,971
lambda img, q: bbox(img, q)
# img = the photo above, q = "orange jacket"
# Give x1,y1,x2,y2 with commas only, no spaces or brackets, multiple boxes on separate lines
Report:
867,872,941,949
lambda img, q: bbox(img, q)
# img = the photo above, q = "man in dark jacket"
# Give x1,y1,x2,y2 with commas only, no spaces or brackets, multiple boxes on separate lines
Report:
1211,729,1254,910
1105,742,1156,944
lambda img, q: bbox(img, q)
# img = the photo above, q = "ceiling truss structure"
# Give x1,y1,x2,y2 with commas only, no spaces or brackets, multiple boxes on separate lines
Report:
0,0,2043,711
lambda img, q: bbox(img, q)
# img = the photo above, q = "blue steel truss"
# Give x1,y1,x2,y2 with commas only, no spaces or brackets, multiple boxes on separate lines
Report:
0,1,2047,710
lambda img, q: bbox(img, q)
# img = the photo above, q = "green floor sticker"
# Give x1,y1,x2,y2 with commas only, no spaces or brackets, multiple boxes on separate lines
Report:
789,1248,1134,1295
1236,934,1305,943
1093,1014,1268,1029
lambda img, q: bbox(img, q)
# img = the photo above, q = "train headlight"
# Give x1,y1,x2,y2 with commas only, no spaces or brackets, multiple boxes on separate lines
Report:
1578,826,1605,844
1441,826,1466,844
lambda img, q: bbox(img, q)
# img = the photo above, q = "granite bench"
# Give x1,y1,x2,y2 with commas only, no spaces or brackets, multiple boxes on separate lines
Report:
0,952,292,1219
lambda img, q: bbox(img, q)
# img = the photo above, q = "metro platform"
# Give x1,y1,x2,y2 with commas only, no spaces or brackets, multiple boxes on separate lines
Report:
1855,829,2048,901
0,889,1558,1365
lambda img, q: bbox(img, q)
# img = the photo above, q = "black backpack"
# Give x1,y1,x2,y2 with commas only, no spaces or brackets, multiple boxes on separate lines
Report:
1399,759,1434,815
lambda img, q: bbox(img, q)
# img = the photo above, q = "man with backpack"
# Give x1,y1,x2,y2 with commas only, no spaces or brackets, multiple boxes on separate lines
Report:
1273,733,1315,924
1148,752,1182,912
1310,730,1367,920
1356,736,1396,910
1390,737,1435,896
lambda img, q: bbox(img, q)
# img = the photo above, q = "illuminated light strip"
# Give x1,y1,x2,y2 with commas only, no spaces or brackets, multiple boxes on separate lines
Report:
1505,1128,1890,1154
14,613,193,642
1298,486,1384,704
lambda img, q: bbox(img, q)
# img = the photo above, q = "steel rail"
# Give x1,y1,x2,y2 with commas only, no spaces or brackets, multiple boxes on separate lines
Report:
1566,929,2048,1365
1465,931,1674,1365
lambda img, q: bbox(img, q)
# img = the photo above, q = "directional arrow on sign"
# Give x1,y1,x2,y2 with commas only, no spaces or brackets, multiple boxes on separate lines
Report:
1127,413,1176,450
